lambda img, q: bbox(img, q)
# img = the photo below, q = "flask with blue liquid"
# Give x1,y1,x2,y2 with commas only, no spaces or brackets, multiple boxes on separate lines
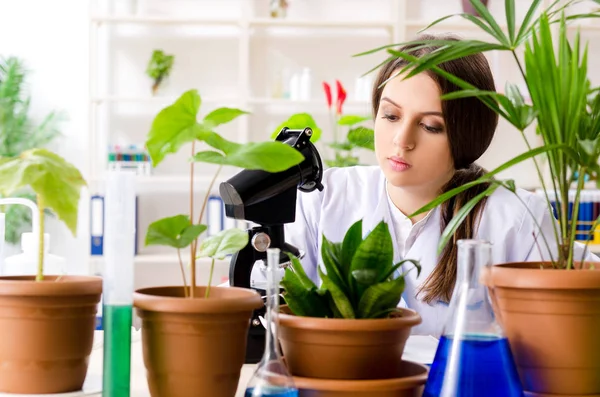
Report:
245,248,298,397
423,239,524,397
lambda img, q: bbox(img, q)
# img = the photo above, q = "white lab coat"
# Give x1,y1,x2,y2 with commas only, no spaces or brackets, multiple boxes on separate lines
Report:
276,165,599,338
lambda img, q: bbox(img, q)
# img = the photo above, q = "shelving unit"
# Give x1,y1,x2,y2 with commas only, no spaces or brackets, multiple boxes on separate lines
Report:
84,0,600,277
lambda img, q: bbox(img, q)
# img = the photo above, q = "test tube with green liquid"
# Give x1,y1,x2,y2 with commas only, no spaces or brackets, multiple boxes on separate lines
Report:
102,170,136,397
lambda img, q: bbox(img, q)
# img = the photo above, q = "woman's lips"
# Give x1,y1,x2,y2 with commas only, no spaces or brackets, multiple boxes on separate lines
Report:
388,157,411,172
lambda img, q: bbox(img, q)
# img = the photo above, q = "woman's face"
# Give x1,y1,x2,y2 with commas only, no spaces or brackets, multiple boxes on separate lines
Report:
374,71,454,194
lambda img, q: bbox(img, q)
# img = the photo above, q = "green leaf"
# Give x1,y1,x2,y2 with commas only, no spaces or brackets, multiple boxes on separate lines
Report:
318,266,355,318
347,127,374,151
145,89,203,167
341,219,363,279
271,113,322,142
193,140,305,172
410,143,575,217
516,0,543,45
468,0,510,46
351,269,378,285
328,142,354,151
285,252,319,290
506,0,516,44
197,227,249,260
145,215,207,249
382,259,422,282
437,183,500,255
281,267,331,317
337,115,371,126
321,235,349,294
0,148,86,235
357,276,406,319
349,221,394,297
202,107,249,129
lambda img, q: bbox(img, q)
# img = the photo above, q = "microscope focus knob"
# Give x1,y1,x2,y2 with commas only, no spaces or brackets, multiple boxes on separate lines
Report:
251,232,271,252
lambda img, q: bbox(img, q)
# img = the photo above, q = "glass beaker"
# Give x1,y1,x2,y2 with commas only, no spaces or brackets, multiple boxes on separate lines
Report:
245,248,298,397
423,239,524,397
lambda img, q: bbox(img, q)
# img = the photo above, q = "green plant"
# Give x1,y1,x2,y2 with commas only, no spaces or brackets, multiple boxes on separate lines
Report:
281,219,421,318
0,56,64,244
326,115,374,168
146,49,175,95
0,148,86,281
144,89,306,298
357,0,600,270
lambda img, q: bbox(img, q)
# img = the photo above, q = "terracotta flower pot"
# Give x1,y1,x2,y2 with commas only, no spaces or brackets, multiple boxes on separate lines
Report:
291,360,428,397
133,286,263,397
0,275,102,394
278,306,422,380
483,262,600,395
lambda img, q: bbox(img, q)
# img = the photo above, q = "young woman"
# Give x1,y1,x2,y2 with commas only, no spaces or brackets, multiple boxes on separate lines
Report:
278,34,599,338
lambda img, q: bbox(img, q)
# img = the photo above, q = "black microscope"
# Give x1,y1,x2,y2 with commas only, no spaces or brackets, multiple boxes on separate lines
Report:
219,127,324,363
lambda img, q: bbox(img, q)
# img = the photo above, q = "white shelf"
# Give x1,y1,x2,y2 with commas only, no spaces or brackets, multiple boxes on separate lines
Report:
248,18,395,30
90,254,230,265
91,96,240,104
90,15,240,26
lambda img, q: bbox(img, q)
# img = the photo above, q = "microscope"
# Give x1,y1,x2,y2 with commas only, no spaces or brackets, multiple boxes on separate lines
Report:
219,127,324,363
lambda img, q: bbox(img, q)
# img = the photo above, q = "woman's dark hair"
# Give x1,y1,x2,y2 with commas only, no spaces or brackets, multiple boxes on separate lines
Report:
371,33,499,304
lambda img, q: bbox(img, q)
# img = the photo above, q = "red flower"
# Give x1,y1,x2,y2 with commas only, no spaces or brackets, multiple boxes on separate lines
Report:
336,80,347,115
322,81,332,109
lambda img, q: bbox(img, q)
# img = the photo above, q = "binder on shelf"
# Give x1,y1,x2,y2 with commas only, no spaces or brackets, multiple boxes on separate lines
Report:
90,195,104,255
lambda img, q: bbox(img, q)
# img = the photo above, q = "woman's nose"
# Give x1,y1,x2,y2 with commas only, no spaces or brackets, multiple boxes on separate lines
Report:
392,124,416,151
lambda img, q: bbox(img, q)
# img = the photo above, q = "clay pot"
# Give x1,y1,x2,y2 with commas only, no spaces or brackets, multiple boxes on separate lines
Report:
0,275,102,394
292,360,428,397
483,262,600,395
133,286,263,397
278,306,422,380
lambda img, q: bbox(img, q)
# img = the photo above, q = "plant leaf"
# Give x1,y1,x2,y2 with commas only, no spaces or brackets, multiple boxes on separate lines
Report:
341,219,363,280
347,127,374,151
349,221,394,297
0,148,86,235
145,89,203,167
197,227,249,260
271,113,322,142
328,142,354,151
281,267,331,317
318,266,355,318
321,235,349,294
437,183,500,255
357,275,406,319
145,215,207,249
202,107,249,129
382,259,422,282
337,115,371,126
193,140,305,172
285,252,318,290
516,0,543,45
506,0,516,44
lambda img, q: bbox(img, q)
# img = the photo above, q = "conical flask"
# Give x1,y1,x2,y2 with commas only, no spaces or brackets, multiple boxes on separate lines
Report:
245,248,298,397
423,239,524,397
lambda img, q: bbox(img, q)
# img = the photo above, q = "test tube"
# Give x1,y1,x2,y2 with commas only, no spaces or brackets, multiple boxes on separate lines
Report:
102,170,136,397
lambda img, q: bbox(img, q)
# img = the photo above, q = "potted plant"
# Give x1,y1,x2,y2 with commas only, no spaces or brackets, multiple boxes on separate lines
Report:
0,148,98,394
357,0,600,394
279,218,422,381
146,49,174,95
132,89,307,397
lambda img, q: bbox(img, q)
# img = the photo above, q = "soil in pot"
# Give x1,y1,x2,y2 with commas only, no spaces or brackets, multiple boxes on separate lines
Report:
278,306,422,380
134,285,263,397
484,262,600,395
0,275,102,394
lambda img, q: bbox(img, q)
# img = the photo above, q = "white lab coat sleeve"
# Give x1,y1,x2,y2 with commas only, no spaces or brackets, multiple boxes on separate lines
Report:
520,193,600,263
284,188,324,285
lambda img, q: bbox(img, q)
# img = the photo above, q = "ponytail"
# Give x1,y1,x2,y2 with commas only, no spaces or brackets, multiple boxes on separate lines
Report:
416,164,491,304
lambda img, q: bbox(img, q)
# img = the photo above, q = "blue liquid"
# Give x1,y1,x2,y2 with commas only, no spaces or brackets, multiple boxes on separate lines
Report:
245,387,298,397
423,334,523,397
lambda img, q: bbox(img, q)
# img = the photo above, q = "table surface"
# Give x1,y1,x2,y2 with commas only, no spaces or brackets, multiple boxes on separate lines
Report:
5,330,437,397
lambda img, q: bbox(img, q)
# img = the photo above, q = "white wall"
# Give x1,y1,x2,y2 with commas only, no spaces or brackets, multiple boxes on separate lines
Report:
0,0,89,273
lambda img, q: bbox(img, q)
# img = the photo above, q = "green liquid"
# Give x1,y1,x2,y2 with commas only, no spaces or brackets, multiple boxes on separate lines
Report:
102,304,132,397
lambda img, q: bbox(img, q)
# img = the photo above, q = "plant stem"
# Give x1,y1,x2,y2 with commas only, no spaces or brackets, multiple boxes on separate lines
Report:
196,165,222,228
177,248,189,298
36,194,44,282
190,141,196,298
205,258,215,299
567,168,587,269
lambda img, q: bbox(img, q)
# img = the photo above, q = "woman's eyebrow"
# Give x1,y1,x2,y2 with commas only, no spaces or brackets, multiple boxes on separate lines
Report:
381,96,443,117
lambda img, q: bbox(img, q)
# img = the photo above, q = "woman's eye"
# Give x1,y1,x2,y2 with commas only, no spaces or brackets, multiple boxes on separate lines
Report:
382,114,398,121
421,123,443,133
